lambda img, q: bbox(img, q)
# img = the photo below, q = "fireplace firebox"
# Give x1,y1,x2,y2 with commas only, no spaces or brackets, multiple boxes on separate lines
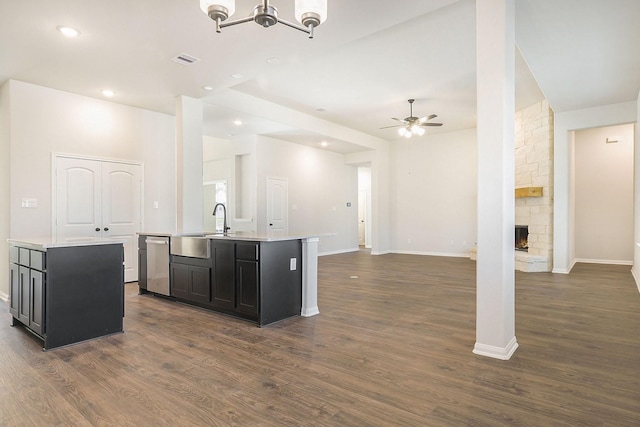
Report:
515,225,528,251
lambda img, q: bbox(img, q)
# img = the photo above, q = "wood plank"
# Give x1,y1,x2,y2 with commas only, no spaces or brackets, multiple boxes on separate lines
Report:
515,186,543,197
1,253,639,425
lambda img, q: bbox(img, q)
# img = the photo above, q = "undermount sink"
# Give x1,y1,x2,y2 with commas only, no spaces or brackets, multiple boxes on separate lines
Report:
170,236,210,259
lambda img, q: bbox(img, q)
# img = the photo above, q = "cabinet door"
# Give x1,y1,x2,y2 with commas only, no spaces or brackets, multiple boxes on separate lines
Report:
170,263,189,299
188,266,211,304
211,241,235,310
236,260,259,316
18,266,30,325
30,270,44,336
9,263,19,317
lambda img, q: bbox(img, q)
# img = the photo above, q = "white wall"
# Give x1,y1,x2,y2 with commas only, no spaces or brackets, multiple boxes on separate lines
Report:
7,80,177,240
256,136,359,255
553,101,637,273
0,82,10,298
390,128,477,256
574,124,634,263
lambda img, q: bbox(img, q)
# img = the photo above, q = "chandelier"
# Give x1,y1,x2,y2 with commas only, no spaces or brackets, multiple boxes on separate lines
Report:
200,0,328,39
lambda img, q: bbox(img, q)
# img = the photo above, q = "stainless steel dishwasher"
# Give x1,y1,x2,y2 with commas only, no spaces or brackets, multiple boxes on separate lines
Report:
146,236,170,296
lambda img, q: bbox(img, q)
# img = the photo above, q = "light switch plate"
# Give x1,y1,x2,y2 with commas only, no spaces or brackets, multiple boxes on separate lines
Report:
290,258,297,271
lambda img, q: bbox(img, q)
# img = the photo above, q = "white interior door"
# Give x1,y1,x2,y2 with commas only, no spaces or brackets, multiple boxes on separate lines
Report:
266,177,288,236
55,156,142,282
101,162,142,282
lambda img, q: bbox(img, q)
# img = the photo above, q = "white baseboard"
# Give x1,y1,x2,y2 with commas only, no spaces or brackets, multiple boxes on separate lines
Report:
318,247,360,257
473,336,519,360
392,250,470,258
552,258,576,274
371,250,392,255
574,258,633,266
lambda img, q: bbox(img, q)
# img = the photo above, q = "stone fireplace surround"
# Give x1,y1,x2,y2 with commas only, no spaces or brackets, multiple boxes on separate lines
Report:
470,100,554,272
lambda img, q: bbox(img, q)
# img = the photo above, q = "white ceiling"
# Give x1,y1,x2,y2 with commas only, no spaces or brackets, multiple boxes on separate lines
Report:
1,0,638,153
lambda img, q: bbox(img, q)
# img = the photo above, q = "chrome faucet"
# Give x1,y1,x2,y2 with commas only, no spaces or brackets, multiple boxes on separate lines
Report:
212,203,231,234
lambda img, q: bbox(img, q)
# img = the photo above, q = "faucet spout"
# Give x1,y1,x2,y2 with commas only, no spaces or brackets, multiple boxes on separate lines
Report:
212,203,231,234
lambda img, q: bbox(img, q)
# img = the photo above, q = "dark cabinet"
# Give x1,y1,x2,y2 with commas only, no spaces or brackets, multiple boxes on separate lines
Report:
18,266,30,325
170,257,211,304
170,262,189,299
10,248,46,335
236,259,259,316
9,262,19,318
9,242,123,350
30,270,44,336
211,240,235,310
164,238,302,326
235,243,259,317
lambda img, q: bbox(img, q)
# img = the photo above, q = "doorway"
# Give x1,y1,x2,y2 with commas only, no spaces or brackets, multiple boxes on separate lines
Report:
573,124,634,264
357,167,371,249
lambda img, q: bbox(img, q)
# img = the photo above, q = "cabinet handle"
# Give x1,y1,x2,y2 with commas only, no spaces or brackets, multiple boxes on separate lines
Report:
95,227,101,232
104,227,109,231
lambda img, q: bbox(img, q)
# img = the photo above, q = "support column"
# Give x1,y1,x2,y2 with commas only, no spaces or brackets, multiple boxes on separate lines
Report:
301,237,320,317
176,96,203,234
474,0,518,360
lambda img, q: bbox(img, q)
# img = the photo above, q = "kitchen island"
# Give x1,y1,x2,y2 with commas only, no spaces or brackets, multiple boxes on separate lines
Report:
139,232,319,326
8,239,125,350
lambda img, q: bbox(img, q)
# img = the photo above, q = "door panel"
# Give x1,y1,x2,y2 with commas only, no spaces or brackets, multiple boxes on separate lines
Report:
266,177,288,237
56,158,101,243
102,162,141,282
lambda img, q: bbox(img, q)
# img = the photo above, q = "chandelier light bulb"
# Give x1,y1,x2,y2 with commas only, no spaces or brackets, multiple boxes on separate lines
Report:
295,0,328,27
201,0,236,21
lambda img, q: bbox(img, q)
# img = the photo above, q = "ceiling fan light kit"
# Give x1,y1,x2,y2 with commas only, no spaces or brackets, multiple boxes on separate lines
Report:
200,0,327,38
381,98,443,139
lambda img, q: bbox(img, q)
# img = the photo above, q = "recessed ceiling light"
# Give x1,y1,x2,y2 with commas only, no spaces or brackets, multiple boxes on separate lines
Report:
57,26,80,38
233,119,243,126
231,73,243,79
101,89,115,98
320,141,329,147
202,85,214,91
266,58,281,65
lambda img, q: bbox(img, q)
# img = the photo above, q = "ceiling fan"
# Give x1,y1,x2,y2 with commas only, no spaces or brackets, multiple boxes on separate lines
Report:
381,99,443,138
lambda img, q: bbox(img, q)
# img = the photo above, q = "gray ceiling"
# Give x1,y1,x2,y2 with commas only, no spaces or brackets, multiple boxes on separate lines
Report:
1,0,638,153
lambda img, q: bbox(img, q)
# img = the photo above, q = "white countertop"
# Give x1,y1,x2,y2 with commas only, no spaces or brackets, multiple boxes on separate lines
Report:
8,238,126,250
204,231,321,242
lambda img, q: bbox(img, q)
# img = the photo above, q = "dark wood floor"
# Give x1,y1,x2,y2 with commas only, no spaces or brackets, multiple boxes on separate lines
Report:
1,252,639,426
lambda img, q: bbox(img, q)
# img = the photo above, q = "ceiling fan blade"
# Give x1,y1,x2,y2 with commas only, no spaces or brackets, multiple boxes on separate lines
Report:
380,124,404,129
391,117,408,123
418,114,438,122
420,122,443,127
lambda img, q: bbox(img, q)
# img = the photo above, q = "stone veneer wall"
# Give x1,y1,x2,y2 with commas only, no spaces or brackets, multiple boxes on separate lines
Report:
514,100,554,272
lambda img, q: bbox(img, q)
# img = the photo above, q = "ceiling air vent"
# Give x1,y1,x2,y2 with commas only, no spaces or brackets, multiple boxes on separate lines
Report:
171,53,201,66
